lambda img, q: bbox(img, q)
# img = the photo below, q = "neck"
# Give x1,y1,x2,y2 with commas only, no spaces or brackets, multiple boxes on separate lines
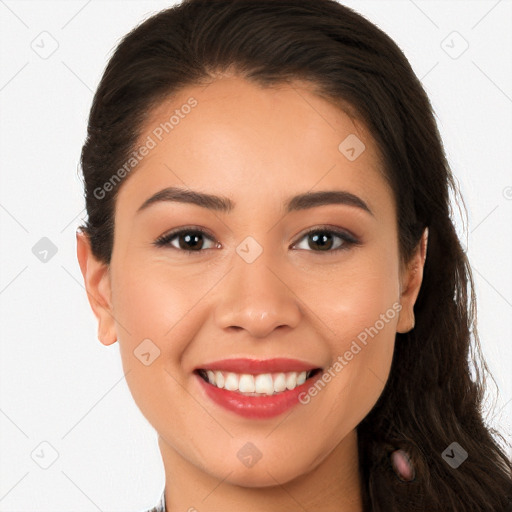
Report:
158,429,363,512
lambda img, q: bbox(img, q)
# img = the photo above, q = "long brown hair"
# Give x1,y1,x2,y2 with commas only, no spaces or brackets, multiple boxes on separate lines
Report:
78,0,512,509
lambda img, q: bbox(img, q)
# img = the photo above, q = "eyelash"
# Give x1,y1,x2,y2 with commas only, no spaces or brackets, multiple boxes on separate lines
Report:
153,225,361,255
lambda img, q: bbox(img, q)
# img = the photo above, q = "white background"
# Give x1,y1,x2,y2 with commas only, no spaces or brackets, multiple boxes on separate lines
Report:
0,1,511,510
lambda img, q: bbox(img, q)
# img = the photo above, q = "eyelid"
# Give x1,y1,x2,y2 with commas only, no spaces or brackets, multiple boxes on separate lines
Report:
156,225,214,240
291,224,360,246
154,225,217,248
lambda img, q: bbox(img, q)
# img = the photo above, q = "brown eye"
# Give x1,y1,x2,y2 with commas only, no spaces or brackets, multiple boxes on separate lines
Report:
293,228,359,253
154,229,217,252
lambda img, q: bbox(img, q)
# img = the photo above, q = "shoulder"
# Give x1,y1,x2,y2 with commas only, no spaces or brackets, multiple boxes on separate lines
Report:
139,488,166,512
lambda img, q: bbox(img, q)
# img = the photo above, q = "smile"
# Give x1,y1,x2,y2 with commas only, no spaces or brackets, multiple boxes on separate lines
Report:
193,358,324,419
195,368,321,396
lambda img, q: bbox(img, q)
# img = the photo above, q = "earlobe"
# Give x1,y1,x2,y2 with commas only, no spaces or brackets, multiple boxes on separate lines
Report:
396,228,428,334
76,229,118,346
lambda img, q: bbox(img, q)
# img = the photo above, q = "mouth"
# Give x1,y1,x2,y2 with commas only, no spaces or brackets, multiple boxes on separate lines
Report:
193,362,325,419
193,367,323,397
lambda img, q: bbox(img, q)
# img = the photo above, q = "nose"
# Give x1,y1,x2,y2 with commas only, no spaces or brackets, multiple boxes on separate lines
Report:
213,251,302,339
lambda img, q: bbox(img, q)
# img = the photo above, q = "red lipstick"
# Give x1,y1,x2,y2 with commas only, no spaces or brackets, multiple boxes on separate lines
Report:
193,358,323,419
195,357,319,374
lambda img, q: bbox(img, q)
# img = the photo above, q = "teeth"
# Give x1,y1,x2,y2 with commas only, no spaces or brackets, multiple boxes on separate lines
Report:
224,372,239,391
273,373,287,392
254,374,274,394
285,372,297,390
200,370,313,396
296,371,307,386
214,370,224,388
238,374,255,393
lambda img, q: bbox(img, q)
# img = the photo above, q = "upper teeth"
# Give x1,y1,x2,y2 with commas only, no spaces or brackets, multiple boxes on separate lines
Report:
203,370,310,395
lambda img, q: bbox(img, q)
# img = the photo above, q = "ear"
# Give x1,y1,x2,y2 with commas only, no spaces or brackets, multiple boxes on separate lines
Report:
396,228,428,334
76,229,117,346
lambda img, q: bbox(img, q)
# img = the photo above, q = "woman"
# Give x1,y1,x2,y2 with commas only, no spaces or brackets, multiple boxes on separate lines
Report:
76,0,512,510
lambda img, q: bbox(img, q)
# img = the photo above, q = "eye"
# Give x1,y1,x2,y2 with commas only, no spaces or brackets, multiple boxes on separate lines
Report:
292,226,360,253
153,225,360,254
153,227,218,253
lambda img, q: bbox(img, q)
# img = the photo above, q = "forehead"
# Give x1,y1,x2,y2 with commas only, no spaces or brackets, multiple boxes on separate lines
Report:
115,75,394,220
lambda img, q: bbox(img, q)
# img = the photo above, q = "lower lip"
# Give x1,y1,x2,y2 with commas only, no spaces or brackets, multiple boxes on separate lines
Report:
194,371,322,419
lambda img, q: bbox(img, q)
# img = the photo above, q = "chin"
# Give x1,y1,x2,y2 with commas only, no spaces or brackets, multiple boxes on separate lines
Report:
212,460,308,488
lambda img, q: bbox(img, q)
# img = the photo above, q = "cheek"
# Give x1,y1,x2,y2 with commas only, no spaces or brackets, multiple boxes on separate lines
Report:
108,258,205,408
296,250,400,425
299,244,401,342
111,257,200,341
109,259,199,425
320,275,398,382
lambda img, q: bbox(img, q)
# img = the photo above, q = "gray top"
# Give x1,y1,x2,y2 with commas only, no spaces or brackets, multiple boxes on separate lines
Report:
142,488,166,512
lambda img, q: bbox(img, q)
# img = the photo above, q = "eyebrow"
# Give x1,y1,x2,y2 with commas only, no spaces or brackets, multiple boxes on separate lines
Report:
136,186,373,216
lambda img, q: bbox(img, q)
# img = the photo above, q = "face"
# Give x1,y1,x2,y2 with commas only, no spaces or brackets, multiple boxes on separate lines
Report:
77,75,426,489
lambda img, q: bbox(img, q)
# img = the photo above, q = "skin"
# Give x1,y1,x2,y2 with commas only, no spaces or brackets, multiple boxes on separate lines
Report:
77,74,427,512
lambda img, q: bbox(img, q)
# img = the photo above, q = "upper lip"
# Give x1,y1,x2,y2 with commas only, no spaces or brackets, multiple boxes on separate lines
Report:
194,358,322,374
